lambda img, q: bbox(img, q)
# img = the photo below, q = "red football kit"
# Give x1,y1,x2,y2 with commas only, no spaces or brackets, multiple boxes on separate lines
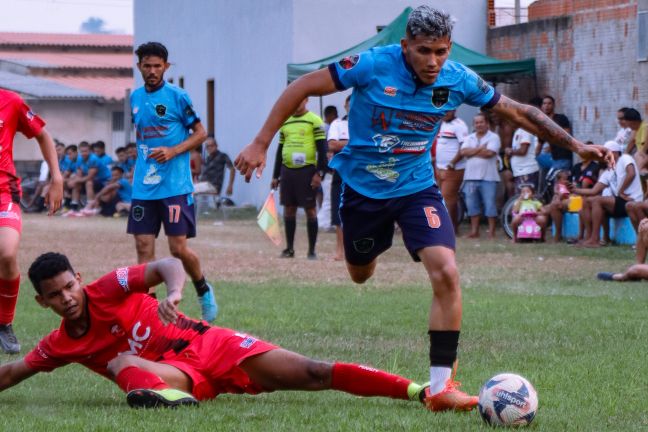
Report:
0,89,45,233
24,265,276,400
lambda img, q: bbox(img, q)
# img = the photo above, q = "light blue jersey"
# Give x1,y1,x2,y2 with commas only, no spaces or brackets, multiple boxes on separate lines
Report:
328,44,499,199
76,153,111,183
117,178,132,203
130,81,200,200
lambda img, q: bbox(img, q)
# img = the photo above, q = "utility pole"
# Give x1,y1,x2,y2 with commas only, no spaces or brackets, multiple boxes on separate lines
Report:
515,0,521,24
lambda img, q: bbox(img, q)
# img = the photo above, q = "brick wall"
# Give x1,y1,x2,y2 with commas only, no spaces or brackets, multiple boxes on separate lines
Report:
487,0,648,143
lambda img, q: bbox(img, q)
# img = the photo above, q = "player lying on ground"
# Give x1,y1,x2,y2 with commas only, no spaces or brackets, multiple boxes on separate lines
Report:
0,253,439,409
597,218,648,281
235,5,613,413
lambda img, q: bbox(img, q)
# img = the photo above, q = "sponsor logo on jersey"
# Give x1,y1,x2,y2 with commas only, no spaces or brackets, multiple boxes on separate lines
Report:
396,111,442,132
338,54,359,70
133,106,139,115
185,106,196,118
155,104,167,117
432,87,450,108
115,267,129,292
26,110,35,121
365,157,399,183
384,86,398,97
372,134,428,154
120,321,151,356
240,336,257,349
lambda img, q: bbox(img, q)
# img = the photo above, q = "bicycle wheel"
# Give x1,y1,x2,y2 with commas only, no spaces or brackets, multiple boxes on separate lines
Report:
501,194,520,239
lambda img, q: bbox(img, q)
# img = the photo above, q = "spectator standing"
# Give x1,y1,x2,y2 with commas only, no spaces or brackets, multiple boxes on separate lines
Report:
323,105,338,134
128,42,217,322
461,113,501,238
434,110,468,233
506,127,540,191
624,108,648,180
272,97,327,259
615,107,632,151
0,88,62,353
327,95,350,260
541,95,573,170
195,136,236,197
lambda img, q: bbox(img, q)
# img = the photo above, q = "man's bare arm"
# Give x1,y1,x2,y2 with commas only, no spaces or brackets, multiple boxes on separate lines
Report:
35,129,63,214
143,258,187,325
0,360,38,392
328,139,348,153
488,95,612,166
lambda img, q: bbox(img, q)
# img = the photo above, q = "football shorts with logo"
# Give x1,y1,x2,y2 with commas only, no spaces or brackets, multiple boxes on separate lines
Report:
127,194,196,238
0,198,21,234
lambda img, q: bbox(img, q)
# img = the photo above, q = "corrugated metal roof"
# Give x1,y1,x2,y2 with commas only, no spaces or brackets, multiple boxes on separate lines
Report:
46,76,133,101
0,51,132,69
0,70,99,99
0,32,132,48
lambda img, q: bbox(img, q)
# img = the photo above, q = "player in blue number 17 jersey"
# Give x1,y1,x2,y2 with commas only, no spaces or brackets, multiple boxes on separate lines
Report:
235,5,612,414
128,42,218,323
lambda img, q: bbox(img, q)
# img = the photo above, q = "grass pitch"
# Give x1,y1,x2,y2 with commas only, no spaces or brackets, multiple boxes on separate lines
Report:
1,215,647,431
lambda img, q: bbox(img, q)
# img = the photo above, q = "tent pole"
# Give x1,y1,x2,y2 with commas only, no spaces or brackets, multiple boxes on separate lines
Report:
319,96,323,117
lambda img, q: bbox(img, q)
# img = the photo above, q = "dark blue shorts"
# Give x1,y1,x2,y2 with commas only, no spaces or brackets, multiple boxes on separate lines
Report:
340,184,455,265
127,194,196,238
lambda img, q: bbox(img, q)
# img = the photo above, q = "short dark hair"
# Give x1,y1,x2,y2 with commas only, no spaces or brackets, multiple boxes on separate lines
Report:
529,97,543,108
55,142,65,148
618,107,630,113
115,146,126,154
92,140,105,150
78,141,90,149
126,142,136,149
28,252,74,295
324,105,338,117
623,108,642,122
135,42,169,62
111,165,124,174
65,144,77,153
542,95,556,104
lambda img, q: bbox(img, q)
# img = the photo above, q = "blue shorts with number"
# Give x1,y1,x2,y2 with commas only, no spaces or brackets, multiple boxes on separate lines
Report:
339,184,455,265
127,194,196,238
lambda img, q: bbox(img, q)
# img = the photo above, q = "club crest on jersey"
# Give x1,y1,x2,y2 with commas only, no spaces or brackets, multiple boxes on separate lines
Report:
384,86,398,97
155,104,167,117
132,205,145,222
432,87,449,108
26,110,35,121
339,55,359,70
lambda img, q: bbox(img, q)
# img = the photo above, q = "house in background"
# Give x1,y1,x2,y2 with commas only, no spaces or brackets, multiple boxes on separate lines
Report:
0,32,134,166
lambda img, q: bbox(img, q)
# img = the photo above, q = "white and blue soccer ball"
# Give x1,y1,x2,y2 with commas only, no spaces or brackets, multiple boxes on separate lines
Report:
478,373,538,427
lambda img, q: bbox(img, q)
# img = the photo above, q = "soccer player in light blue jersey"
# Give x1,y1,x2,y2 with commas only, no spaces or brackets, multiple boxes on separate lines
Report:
237,6,612,413
128,42,217,323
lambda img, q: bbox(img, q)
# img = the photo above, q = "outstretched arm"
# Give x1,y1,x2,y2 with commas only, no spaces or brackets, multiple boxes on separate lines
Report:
235,69,338,182
0,360,38,392
488,95,613,166
143,258,187,325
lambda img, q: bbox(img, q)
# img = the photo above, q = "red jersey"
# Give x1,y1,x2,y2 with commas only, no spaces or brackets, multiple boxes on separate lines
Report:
24,265,210,379
0,90,45,201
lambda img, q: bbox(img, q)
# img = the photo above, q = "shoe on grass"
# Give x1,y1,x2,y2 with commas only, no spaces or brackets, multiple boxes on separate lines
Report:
199,282,218,323
422,380,478,412
0,324,20,354
280,248,294,258
127,388,198,409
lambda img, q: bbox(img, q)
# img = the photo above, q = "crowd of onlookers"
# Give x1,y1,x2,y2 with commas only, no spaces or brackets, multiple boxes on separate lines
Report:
431,95,648,250
25,134,236,218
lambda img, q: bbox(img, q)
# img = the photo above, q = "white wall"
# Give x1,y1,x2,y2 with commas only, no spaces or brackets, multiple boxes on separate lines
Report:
134,0,488,207
14,99,121,160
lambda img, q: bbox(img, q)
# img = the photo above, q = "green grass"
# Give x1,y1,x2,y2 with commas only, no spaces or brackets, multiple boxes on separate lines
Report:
2,230,648,430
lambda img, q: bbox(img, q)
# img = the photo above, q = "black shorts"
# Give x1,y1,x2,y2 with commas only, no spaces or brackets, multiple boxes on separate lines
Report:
279,165,317,208
340,184,455,265
611,196,629,218
330,171,342,227
127,194,196,238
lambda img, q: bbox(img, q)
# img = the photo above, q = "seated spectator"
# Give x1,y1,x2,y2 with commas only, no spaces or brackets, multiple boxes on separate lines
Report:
511,184,547,242
570,166,613,245
124,142,137,180
81,166,132,217
506,127,540,192
61,144,78,210
92,140,113,167
194,136,235,197
190,147,203,183
66,142,112,212
579,141,643,248
114,146,129,173
460,113,501,239
545,170,572,242
26,141,66,213
597,218,648,281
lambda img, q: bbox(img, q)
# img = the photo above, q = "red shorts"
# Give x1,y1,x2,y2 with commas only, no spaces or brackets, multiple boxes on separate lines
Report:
0,199,22,234
160,326,278,400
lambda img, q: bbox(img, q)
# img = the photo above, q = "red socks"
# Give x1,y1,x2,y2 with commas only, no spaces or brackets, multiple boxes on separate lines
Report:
0,276,20,325
331,362,411,400
115,366,170,393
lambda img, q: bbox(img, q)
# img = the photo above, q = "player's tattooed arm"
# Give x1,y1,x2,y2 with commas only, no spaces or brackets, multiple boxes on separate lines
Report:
488,95,612,165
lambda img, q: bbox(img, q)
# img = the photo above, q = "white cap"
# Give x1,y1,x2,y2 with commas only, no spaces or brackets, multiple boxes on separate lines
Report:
604,140,623,152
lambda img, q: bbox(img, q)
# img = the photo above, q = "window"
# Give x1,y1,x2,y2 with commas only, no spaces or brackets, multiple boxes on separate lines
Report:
206,79,215,135
639,11,648,61
112,111,124,131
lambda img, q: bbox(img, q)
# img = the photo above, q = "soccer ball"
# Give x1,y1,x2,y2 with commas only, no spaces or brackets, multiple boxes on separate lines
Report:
478,373,538,427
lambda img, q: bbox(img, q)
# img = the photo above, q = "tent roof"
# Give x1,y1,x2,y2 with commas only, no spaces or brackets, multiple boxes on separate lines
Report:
287,7,535,83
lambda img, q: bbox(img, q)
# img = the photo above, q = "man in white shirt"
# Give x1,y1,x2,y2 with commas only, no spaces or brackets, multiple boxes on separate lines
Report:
460,113,501,238
326,95,350,261
581,141,642,247
615,107,632,152
434,110,468,233
506,128,540,191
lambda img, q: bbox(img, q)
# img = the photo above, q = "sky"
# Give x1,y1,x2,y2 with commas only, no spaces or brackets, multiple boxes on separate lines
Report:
0,0,133,34
0,0,534,34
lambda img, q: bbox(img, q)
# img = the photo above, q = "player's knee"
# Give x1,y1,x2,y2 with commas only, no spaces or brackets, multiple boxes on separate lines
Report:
106,355,136,377
430,261,459,294
168,244,186,259
304,359,332,385
348,267,373,284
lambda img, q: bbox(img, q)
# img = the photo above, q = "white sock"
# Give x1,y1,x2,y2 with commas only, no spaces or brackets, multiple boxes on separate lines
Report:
429,366,452,395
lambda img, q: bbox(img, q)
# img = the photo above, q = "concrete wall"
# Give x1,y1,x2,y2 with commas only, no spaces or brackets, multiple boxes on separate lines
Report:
14,99,122,161
488,0,648,143
134,0,488,207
